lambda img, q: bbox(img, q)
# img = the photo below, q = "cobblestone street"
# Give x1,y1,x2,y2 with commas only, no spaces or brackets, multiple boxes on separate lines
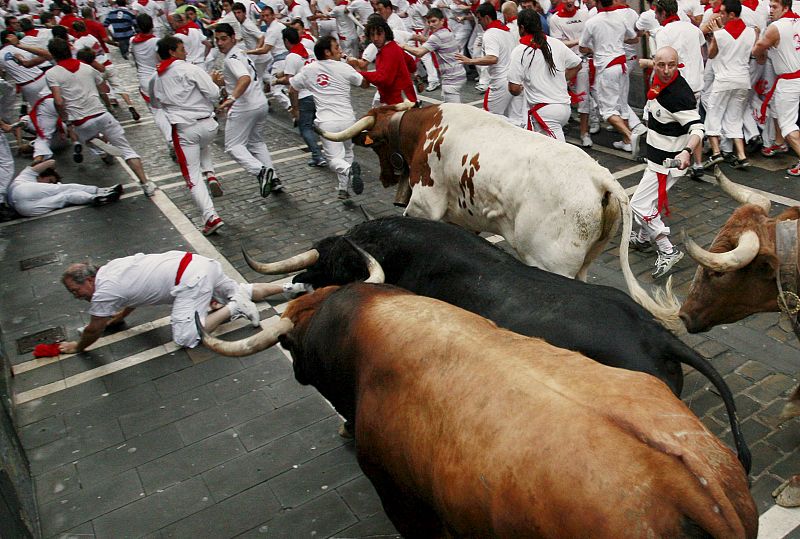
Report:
0,48,799,538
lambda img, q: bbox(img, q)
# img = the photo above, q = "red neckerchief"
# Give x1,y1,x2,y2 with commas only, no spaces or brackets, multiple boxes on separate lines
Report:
598,4,628,12
740,0,758,10
781,9,800,18
288,0,299,10
24,29,38,37
57,58,81,72
138,0,149,5
485,19,509,31
555,2,578,17
301,31,314,41
175,22,198,34
506,15,516,22
647,69,678,99
661,14,680,24
131,32,155,43
705,1,721,12
157,56,180,75
289,42,308,58
519,34,540,47
724,17,746,38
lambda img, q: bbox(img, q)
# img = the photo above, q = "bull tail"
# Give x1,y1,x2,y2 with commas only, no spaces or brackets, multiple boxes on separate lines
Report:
607,179,684,333
668,339,752,474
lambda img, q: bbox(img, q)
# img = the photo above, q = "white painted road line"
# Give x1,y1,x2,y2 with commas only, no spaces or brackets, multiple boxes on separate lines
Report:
758,504,800,538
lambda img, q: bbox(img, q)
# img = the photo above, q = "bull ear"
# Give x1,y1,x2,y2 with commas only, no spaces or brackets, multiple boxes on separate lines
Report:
753,253,778,280
353,133,373,147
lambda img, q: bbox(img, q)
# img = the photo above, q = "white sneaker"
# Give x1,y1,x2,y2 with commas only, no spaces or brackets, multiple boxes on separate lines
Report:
229,289,260,327
652,249,684,279
630,124,647,159
589,122,600,135
141,182,157,197
605,124,616,132
580,134,593,147
282,281,314,300
613,141,632,152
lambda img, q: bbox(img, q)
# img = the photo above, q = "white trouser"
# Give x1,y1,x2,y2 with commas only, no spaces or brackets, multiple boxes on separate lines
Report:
484,82,512,118
620,58,641,129
225,106,274,177
470,28,489,87
574,60,591,115
339,34,360,58
173,117,219,223
508,93,527,128
705,87,749,139
318,19,338,37
8,182,97,217
72,112,140,161
170,257,245,348
773,78,800,137
270,58,292,110
595,64,626,120
138,84,173,145
441,81,463,103
30,98,63,159
631,164,684,239
0,133,12,205
19,76,46,108
252,59,270,87
317,118,355,191
527,103,571,142
451,18,472,52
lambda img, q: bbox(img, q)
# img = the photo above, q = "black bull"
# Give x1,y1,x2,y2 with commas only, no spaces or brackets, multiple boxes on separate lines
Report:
248,216,751,472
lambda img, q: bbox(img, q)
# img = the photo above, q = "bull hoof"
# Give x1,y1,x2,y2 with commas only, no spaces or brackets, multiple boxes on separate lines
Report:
773,476,800,507
337,421,354,439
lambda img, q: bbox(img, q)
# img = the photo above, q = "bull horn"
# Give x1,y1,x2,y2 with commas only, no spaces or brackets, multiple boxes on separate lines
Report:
713,166,772,213
242,245,319,274
393,99,416,111
682,229,760,272
343,238,385,283
315,115,376,142
195,312,294,357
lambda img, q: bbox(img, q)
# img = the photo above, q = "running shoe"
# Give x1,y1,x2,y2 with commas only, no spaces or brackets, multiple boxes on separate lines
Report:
652,249,684,279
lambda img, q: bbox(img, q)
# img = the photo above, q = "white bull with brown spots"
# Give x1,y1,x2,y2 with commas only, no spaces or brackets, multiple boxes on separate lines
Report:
318,102,682,331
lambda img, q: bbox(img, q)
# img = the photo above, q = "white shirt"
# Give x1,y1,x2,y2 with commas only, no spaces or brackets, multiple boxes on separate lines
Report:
619,7,639,59
348,0,374,25
482,25,513,84
508,36,581,105
149,59,219,125
549,9,586,54
264,20,289,58
0,44,43,84
284,48,315,98
175,26,207,64
654,20,705,93
579,10,636,71
677,0,702,20
740,4,768,33
287,0,312,26
89,252,192,317
330,4,358,39
222,45,267,111
238,18,266,63
45,63,106,121
711,23,756,90
289,58,363,122
74,33,108,65
769,16,800,75
130,35,159,93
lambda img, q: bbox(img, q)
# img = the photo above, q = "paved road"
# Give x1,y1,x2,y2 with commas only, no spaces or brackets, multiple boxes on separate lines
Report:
1,49,799,538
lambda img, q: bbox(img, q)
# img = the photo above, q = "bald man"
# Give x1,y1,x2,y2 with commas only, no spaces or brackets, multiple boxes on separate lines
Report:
628,46,704,279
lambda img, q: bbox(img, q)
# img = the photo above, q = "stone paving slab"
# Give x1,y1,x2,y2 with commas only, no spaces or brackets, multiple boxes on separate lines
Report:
0,47,797,538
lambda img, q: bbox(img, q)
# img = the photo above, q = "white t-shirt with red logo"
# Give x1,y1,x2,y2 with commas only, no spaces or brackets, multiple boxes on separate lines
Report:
284,48,315,98
289,58,363,122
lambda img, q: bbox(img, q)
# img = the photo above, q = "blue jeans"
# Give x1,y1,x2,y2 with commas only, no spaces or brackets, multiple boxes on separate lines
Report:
298,96,323,162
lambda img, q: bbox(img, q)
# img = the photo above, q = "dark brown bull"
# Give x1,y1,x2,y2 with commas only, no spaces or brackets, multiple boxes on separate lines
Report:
679,167,800,506
199,259,757,537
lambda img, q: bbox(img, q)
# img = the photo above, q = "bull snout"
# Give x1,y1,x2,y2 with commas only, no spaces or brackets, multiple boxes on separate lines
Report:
678,309,708,334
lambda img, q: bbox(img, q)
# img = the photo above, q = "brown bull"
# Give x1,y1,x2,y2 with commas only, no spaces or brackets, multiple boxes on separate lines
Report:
200,271,757,537
679,167,800,506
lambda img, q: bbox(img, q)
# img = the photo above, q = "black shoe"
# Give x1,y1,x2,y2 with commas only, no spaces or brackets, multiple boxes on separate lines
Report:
0,202,18,221
272,177,283,192
129,107,140,121
73,142,83,163
349,162,363,195
732,157,751,170
92,186,122,206
338,189,350,200
257,166,274,197
169,145,177,162
745,135,763,155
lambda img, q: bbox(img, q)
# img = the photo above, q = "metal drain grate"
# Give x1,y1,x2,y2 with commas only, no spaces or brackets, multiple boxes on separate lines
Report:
16,327,66,354
19,253,61,271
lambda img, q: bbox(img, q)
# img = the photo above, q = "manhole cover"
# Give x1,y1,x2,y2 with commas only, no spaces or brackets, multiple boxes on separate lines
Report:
16,327,66,355
19,253,61,271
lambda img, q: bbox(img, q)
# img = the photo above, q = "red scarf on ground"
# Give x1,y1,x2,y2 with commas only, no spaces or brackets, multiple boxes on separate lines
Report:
724,17,746,38
555,1,577,17
661,14,680,24
485,19,509,31
647,69,678,100
34,343,61,358
57,58,81,72
289,42,308,58
131,32,155,43
157,56,179,75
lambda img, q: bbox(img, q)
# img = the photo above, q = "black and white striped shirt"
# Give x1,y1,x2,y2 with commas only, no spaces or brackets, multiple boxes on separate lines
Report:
644,75,704,167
